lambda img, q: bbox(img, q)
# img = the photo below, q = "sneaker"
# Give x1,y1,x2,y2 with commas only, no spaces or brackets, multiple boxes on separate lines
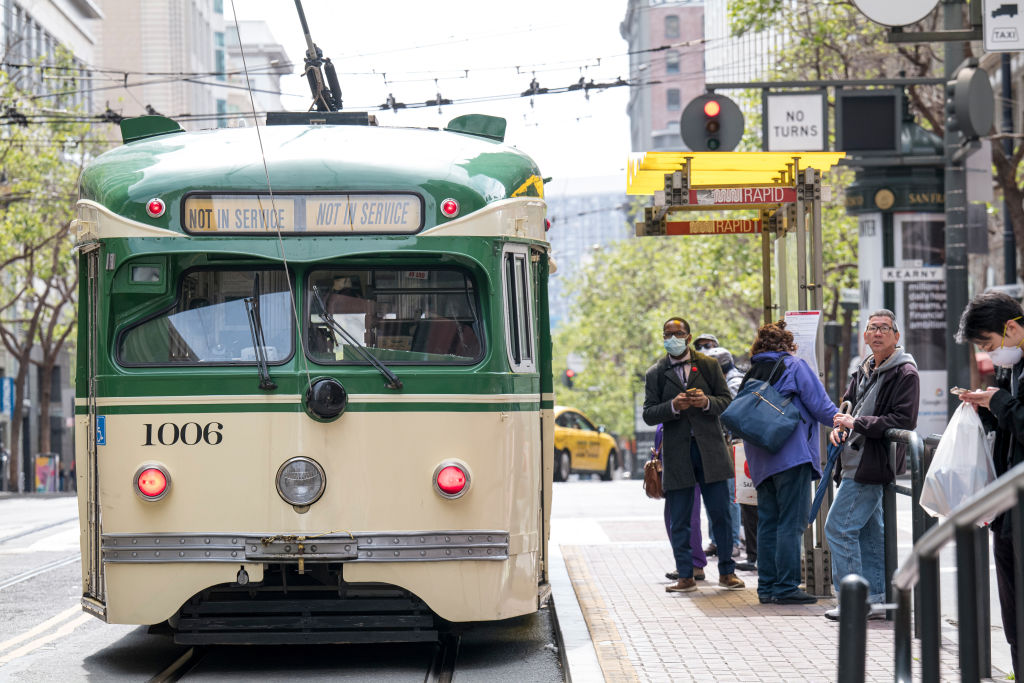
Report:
774,589,818,605
665,570,679,581
704,542,717,556
735,561,757,572
666,578,698,593
718,573,745,590
693,567,705,581
758,595,774,604
824,606,885,621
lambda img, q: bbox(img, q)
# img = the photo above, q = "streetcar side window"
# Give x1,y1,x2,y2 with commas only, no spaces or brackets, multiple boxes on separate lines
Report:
502,247,535,373
117,268,293,366
305,267,483,365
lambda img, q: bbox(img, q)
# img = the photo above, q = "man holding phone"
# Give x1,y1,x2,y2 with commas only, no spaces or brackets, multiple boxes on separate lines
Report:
643,317,744,593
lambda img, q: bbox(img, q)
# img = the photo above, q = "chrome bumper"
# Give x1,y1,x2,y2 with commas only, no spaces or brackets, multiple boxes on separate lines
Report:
101,530,510,563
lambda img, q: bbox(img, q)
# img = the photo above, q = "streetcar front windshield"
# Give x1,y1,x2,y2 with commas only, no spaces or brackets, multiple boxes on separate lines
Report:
119,268,293,365
307,268,482,364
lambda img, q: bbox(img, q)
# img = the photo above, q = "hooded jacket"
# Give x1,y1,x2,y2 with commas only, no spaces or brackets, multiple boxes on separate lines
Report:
740,352,838,487
837,348,920,485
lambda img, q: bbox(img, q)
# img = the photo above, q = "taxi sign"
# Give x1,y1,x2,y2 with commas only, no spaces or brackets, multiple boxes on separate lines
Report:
183,193,422,234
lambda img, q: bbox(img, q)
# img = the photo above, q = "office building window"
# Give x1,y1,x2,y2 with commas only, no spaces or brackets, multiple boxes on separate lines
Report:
667,88,680,111
664,15,679,39
666,50,679,74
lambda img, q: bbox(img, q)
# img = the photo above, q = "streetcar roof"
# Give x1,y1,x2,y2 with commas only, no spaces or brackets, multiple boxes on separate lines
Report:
79,122,544,234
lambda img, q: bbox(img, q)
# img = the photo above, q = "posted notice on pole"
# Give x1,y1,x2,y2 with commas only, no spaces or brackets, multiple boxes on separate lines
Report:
784,310,821,376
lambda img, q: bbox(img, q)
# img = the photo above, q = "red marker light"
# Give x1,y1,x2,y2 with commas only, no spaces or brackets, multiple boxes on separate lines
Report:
440,198,460,218
566,369,576,378
146,198,166,218
703,100,721,117
436,465,467,495
137,467,168,498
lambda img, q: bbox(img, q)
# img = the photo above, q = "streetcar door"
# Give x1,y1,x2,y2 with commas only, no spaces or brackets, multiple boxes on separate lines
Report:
81,246,104,604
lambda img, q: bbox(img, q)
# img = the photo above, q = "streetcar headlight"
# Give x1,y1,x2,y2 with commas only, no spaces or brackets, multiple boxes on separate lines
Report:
133,464,171,501
433,461,471,499
276,457,326,507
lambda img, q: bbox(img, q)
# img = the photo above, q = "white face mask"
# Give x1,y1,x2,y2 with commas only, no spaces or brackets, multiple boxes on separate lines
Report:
989,346,1023,368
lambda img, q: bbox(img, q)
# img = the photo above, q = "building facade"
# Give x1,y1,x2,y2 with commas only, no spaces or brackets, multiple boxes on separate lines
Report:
620,0,705,152
223,20,290,124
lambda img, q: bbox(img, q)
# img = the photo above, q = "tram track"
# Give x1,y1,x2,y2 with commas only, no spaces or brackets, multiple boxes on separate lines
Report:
149,646,207,683
0,553,80,591
425,633,460,683
0,516,77,545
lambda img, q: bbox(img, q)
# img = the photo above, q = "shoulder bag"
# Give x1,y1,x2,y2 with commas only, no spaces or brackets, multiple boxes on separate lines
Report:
720,356,802,453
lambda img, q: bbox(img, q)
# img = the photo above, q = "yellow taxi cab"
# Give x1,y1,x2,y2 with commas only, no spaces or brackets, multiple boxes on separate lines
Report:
553,406,619,482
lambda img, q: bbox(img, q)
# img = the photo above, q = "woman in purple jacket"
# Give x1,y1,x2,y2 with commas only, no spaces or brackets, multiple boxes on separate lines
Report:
740,321,838,605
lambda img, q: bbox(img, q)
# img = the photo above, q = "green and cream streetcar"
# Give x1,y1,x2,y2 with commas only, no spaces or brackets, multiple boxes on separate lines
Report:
73,110,553,644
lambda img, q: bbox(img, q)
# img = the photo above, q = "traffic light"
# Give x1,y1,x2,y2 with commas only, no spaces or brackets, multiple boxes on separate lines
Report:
680,94,744,152
561,369,575,388
946,61,994,141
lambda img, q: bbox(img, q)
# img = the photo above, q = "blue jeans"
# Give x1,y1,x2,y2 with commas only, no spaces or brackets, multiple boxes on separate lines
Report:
664,441,736,578
825,478,885,603
708,477,741,550
755,463,811,600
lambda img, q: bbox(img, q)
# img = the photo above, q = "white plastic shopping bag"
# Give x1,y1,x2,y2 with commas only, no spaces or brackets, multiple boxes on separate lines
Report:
919,403,997,525
733,442,757,505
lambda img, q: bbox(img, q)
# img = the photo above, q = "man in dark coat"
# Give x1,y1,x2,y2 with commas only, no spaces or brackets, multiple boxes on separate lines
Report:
643,317,744,593
955,291,1024,679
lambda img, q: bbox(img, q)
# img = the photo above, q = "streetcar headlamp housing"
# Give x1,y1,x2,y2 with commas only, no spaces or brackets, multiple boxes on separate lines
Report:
276,457,326,507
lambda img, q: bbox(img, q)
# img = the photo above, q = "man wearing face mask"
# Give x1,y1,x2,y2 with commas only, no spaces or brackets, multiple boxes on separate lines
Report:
825,309,919,621
643,317,744,593
954,291,1024,679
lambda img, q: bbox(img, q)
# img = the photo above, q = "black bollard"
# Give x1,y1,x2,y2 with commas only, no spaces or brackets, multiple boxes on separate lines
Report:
837,574,870,683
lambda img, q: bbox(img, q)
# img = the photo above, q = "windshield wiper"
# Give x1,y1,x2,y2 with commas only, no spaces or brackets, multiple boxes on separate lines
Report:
245,276,277,391
311,285,403,390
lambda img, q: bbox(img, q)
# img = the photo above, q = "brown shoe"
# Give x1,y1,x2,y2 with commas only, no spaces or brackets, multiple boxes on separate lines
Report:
718,573,745,590
692,567,705,581
666,578,698,593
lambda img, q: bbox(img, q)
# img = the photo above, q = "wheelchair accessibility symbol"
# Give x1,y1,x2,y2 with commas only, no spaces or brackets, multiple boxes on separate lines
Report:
96,415,106,446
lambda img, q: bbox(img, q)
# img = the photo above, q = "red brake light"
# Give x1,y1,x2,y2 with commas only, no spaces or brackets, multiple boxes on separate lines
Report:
436,465,467,495
137,467,168,498
703,100,721,117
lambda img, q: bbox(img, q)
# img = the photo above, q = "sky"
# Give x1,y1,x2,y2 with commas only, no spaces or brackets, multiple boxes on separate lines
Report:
227,0,632,194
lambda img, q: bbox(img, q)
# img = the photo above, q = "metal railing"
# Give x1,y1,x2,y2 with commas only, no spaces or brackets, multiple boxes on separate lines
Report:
839,458,1024,682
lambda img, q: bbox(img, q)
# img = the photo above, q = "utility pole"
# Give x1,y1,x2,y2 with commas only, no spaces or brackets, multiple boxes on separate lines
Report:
1002,53,1016,285
943,0,970,416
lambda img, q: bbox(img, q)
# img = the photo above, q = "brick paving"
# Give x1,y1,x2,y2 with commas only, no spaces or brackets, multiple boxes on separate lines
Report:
558,520,968,682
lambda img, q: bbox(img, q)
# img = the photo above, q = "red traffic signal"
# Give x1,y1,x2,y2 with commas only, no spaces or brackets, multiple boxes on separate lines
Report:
680,94,744,152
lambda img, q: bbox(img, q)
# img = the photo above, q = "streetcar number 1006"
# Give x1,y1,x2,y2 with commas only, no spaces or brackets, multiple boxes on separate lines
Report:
143,422,223,446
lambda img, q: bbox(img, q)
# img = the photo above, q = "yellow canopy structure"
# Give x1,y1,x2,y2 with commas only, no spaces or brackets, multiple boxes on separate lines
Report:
626,151,846,195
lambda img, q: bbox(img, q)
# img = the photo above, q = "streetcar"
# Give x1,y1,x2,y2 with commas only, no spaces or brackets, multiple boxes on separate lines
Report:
72,109,553,644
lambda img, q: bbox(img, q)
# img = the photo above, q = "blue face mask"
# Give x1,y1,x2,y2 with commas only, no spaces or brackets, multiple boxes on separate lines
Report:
663,336,688,356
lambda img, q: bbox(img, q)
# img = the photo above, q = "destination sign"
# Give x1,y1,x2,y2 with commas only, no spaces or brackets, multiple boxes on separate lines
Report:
691,187,796,206
636,219,762,237
183,193,422,234
665,220,762,235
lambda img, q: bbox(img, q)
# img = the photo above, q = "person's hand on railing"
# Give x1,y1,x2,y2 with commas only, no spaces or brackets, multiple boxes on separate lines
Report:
957,386,999,411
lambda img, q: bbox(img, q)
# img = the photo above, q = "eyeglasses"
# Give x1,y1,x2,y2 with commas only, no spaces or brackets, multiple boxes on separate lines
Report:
663,331,689,339
865,325,893,334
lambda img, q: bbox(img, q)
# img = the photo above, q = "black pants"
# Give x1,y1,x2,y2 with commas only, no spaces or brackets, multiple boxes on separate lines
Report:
993,522,1019,679
741,503,758,561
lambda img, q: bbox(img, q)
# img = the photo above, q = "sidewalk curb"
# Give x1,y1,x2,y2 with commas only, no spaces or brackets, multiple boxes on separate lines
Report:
549,544,603,682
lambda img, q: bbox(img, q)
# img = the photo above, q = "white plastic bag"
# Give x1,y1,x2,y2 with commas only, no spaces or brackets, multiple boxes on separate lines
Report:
919,403,997,525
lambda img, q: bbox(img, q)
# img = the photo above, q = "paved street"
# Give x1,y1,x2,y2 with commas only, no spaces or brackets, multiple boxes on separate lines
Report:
550,477,1014,682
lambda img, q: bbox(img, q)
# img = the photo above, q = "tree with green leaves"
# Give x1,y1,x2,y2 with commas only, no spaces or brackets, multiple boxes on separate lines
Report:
0,49,102,490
